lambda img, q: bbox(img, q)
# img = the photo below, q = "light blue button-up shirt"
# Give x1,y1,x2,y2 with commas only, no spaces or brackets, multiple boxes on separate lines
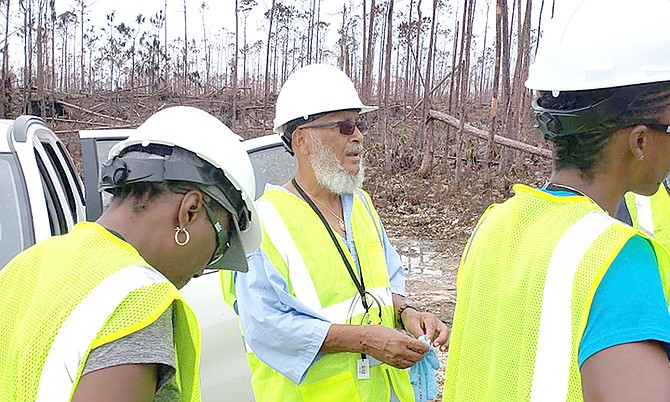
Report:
235,185,405,384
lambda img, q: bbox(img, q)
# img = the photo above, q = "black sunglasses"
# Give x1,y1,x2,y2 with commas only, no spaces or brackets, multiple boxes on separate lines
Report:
201,201,230,267
300,120,369,135
645,123,670,134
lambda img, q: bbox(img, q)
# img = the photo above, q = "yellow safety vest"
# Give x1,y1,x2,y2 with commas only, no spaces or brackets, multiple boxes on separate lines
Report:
624,184,670,249
444,184,670,401
246,188,414,402
0,222,201,401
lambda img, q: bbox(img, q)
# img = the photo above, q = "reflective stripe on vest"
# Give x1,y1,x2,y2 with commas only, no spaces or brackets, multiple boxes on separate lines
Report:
530,212,613,402
36,265,169,401
256,198,322,315
634,194,654,236
323,286,392,324
256,197,393,325
625,186,670,250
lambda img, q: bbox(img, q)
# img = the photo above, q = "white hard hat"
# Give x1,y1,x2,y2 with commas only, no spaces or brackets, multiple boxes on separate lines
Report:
526,0,670,92
105,106,261,271
273,64,377,151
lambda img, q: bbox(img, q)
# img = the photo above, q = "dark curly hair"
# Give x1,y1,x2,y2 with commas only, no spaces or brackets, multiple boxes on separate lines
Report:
536,81,670,178
106,144,224,214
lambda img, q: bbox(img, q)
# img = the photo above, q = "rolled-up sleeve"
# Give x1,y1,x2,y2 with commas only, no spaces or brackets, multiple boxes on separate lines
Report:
235,247,332,384
381,224,406,296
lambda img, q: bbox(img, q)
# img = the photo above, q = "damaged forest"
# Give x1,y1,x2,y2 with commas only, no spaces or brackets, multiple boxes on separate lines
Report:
2,1,560,372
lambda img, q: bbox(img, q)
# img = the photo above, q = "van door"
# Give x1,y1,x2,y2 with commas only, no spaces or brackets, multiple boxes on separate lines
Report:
11,116,84,241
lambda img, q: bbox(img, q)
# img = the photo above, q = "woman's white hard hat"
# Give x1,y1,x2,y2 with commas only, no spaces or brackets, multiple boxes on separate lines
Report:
526,0,670,92
107,106,262,271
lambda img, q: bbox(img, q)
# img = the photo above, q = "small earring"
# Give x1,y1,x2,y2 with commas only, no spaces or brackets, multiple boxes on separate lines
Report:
639,154,645,161
174,227,190,246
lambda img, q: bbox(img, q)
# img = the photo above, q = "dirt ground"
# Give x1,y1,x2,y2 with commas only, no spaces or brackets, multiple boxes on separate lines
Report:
393,237,458,402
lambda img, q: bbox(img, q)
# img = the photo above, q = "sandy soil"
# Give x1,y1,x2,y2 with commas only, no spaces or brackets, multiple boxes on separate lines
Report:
392,237,458,402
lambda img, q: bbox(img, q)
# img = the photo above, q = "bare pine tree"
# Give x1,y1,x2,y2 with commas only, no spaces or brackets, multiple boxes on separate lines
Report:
479,0,492,101
232,0,239,128
2,0,12,116
499,0,510,123
447,16,459,114
412,0,422,106
75,0,87,91
339,4,347,71
183,0,188,93
487,0,504,182
240,0,256,88
314,0,321,62
403,0,414,108
535,0,545,57
381,0,393,174
199,3,210,91
49,0,54,93
264,0,275,114
361,0,367,87
419,0,438,176
35,0,45,117
454,0,476,185
164,0,168,86
363,0,375,100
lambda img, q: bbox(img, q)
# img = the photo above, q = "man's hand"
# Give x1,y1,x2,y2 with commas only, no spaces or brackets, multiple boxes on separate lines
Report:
321,324,429,369
401,309,450,352
360,325,430,369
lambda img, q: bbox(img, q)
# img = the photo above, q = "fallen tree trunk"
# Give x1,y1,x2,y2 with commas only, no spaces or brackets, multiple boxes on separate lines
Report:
58,99,132,124
429,109,551,159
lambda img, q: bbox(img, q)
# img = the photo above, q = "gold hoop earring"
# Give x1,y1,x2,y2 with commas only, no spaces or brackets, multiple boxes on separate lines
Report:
174,227,190,246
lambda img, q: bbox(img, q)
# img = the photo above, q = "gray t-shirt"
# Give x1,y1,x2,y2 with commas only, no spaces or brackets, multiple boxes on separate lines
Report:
82,305,179,401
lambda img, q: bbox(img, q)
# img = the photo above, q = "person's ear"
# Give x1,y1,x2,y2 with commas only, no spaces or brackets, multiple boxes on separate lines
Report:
628,124,650,161
292,128,312,155
176,190,204,228
292,128,308,154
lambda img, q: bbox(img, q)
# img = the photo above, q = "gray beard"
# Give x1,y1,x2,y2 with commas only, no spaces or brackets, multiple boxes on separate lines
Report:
309,134,365,194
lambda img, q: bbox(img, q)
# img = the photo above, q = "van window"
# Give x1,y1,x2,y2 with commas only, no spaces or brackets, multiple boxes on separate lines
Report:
56,141,84,204
34,150,67,235
42,141,78,223
247,146,297,187
0,155,32,268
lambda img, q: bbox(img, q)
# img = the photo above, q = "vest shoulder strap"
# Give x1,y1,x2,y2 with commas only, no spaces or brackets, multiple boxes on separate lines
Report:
37,265,171,402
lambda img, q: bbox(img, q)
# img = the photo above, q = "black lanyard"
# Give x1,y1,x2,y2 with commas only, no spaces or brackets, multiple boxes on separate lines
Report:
291,178,370,312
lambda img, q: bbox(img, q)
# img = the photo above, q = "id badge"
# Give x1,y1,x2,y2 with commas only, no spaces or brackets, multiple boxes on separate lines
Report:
357,358,370,380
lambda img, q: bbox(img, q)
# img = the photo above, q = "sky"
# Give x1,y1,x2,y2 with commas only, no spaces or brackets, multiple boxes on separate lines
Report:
5,0,586,74
48,0,585,54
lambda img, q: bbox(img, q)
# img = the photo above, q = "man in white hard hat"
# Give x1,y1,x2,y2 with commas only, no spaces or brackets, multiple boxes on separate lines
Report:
232,64,449,401
0,106,261,401
444,0,670,401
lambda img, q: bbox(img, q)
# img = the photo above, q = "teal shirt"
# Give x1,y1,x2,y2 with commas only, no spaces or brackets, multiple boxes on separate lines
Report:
579,234,670,366
542,188,670,366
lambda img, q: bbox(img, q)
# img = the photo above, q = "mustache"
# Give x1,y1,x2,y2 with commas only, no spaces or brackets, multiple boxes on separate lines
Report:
345,143,364,154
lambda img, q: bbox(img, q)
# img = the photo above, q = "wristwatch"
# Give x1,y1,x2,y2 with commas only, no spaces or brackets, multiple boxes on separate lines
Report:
397,303,418,330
